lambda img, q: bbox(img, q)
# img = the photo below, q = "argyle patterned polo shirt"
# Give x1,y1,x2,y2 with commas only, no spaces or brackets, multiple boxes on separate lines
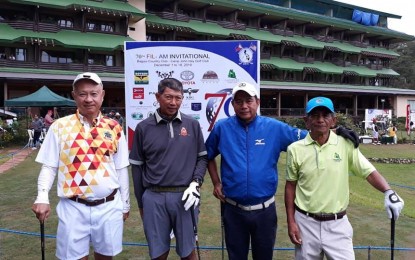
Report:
36,111,129,199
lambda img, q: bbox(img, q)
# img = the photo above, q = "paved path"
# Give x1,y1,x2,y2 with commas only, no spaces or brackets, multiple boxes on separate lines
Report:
0,147,36,174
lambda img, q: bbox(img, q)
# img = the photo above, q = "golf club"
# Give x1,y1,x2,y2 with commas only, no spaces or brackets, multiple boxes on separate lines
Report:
190,206,201,260
220,202,225,260
390,211,395,260
40,220,45,260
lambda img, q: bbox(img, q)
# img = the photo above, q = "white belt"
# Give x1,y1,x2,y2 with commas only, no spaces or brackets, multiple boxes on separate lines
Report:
225,197,275,211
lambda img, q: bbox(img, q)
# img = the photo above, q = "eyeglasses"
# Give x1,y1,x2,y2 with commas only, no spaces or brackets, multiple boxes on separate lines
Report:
162,94,183,102
233,97,256,106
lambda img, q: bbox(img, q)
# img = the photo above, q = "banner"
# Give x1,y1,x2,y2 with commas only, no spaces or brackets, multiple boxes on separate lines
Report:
406,104,411,135
124,41,260,148
364,109,392,132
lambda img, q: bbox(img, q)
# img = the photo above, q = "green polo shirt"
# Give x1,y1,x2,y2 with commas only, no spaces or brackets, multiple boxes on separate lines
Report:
286,131,375,213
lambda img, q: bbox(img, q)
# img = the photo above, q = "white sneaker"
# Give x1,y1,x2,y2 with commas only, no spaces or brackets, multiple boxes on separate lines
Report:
31,147,37,150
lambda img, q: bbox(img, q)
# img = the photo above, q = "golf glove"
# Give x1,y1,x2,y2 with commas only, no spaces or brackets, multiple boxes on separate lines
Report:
384,189,404,220
336,126,359,148
182,181,200,211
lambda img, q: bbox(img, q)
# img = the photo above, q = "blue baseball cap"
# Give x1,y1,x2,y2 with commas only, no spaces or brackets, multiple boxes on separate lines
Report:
306,97,334,114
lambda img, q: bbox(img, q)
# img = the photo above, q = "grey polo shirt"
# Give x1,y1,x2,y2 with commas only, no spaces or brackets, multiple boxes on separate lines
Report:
129,110,207,188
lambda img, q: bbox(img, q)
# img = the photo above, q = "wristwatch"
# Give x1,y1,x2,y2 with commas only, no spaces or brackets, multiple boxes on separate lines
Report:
193,178,203,186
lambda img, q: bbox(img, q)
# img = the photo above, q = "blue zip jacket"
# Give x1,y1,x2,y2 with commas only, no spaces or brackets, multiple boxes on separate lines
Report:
206,115,307,205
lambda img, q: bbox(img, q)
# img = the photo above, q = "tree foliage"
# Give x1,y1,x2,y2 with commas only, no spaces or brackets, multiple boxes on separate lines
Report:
391,41,415,89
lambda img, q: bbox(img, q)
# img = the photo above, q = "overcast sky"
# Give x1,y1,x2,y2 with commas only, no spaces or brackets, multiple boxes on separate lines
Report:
335,0,415,36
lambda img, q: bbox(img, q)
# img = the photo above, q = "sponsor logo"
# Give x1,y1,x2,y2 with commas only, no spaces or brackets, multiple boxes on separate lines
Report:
134,70,149,84
131,112,144,120
180,70,195,81
191,103,202,111
156,70,174,79
133,88,144,99
201,70,219,83
235,43,257,65
184,88,199,100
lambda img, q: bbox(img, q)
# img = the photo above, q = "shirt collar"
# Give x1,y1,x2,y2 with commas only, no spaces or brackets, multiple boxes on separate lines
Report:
155,109,182,123
304,130,338,146
76,110,102,127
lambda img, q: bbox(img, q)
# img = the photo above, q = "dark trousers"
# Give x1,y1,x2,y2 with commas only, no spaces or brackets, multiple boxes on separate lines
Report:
33,130,41,147
223,201,277,260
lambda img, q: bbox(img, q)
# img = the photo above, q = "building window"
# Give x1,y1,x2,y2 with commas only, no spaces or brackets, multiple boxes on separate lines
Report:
87,20,114,32
41,51,73,63
58,19,73,28
15,48,26,61
106,55,114,66
147,34,166,41
88,54,114,66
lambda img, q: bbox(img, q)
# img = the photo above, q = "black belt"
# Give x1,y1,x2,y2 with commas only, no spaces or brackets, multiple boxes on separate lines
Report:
148,186,187,192
295,205,346,221
69,189,117,207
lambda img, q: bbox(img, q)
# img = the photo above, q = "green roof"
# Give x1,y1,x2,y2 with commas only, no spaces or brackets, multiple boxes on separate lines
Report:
0,23,132,51
0,66,124,79
262,57,305,72
261,57,399,77
146,15,400,57
261,81,415,95
193,0,414,40
8,0,146,18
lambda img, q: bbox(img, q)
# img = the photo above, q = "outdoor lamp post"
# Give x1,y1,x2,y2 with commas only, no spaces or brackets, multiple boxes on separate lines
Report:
381,98,385,109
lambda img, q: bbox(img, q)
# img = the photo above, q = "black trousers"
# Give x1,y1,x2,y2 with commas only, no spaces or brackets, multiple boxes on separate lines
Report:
223,201,277,260
33,130,41,146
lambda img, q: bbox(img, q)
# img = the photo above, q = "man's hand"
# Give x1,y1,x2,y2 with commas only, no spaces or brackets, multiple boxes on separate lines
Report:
182,181,200,211
123,212,129,222
212,182,225,202
32,203,51,222
287,221,302,245
384,190,404,220
336,126,359,148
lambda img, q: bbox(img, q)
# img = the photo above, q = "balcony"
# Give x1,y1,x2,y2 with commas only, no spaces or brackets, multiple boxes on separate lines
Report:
217,20,246,30
156,12,190,22
270,28,294,37
313,35,334,43
294,55,315,63
366,64,384,70
0,59,35,68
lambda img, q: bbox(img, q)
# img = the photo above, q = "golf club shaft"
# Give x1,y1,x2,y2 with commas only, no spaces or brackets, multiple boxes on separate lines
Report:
391,211,395,260
220,202,224,260
40,220,45,260
190,206,201,260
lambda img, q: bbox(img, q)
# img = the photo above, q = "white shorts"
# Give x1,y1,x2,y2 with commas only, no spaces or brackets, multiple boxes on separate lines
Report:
55,192,124,260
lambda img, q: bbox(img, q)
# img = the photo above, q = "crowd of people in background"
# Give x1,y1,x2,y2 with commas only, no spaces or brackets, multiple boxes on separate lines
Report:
106,109,125,131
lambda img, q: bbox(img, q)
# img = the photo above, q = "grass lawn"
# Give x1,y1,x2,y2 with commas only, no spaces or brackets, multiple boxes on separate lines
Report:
0,144,414,259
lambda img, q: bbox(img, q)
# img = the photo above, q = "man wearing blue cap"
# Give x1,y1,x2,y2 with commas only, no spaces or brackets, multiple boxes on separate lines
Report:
284,96,404,260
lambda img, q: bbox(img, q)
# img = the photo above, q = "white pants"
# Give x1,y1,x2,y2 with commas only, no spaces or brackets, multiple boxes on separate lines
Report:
55,192,124,260
295,210,355,260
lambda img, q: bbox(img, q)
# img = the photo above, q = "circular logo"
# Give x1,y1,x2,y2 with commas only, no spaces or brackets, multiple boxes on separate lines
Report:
131,112,143,120
180,70,194,80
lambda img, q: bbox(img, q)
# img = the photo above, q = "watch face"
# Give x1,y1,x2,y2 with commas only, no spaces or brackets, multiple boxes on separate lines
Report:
238,48,254,65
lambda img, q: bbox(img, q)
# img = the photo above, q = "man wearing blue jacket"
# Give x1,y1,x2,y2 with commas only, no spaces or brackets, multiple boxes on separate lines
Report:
205,82,308,260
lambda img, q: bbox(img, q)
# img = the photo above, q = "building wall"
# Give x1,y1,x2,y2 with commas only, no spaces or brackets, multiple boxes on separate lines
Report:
396,96,414,117
128,0,147,41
